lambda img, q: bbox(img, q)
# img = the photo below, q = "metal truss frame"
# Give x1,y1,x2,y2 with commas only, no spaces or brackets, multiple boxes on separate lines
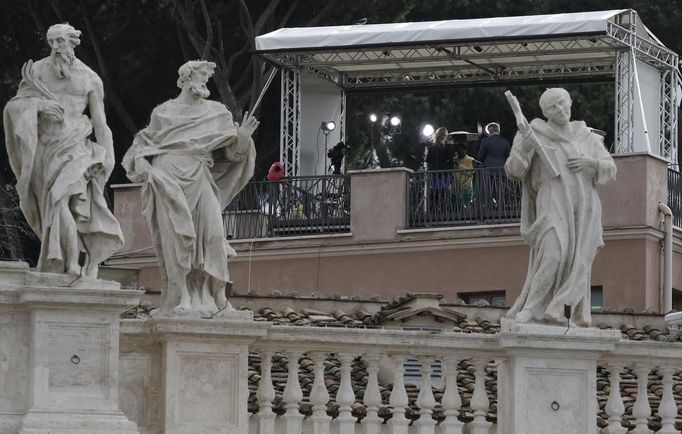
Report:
660,68,679,166
270,10,680,174
280,68,301,177
614,49,635,154
336,60,616,90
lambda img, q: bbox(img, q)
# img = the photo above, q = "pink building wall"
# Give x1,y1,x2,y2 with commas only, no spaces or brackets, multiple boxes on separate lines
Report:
109,153,681,313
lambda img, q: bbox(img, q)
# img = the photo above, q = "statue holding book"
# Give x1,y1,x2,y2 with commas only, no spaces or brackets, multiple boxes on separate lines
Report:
504,88,616,326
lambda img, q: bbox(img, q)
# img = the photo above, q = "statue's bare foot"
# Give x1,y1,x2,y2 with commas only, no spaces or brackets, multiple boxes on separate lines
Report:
173,292,192,314
514,310,533,323
82,264,98,279
173,300,191,314
66,264,81,276
214,292,228,309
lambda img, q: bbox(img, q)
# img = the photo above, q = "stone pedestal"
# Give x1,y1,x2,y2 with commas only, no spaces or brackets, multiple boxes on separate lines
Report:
0,261,141,434
497,320,621,434
149,315,268,434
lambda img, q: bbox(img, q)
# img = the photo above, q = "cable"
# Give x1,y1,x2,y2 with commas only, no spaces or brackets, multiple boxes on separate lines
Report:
205,298,230,319
314,128,322,176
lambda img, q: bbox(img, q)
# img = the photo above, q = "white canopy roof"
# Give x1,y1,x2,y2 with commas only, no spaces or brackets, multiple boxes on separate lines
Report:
253,10,677,91
255,10,629,52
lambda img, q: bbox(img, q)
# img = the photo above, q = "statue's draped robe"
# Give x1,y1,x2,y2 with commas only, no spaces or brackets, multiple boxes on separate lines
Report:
3,67,123,271
505,119,616,325
122,100,255,311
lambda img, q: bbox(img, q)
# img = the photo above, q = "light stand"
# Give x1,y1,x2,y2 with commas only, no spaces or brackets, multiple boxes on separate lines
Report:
367,114,378,169
320,121,336,174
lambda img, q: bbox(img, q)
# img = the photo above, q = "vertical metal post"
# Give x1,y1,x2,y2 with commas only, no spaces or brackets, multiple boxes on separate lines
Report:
614,10,636,154
614,50,635,154
280,67,301,177
659,66,679,167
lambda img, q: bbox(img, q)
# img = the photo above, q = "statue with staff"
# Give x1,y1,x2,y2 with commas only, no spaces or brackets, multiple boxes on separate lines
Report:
123,60,262,316
503,88,616,326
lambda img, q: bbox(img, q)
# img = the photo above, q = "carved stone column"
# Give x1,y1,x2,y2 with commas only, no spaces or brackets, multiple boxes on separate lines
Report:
0,262,140,434
150,315,267,434
601,364,627,434
497,323,622,434
362,354,383,434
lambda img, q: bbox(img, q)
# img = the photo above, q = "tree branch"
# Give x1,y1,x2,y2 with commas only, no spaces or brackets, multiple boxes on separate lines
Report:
278,0,299,28
26,0,46,35
175,20,192,61
235,0,254,40
198,0,213,60
79,0,138,134
305,0,340,27
216,20,228,71
253,0,282,36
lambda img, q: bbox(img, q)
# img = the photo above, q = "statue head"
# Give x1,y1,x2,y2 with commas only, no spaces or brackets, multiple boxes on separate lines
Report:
46,23,81,78
539,88,572,126
177,60,216,99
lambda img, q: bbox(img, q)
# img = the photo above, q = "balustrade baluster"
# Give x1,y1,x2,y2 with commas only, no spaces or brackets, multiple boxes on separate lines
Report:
283,351,304,434
362,354,383,434
630,366,652,434
388,356,410,434
256,350,276,434
468,358,492,434
309,352,331,434
336,353,356,434
657,366,678,434
416,357,437,434
601,364,627,434
441,357,464,434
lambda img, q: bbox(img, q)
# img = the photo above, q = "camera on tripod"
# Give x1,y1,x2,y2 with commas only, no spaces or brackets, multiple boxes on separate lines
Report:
327,141,350,174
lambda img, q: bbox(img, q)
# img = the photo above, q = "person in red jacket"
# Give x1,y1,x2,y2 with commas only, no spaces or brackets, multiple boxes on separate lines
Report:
267,162,285,181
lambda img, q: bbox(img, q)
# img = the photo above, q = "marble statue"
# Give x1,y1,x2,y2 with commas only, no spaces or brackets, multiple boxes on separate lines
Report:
504,88,616,326
122,60,258,316
3,23,123,278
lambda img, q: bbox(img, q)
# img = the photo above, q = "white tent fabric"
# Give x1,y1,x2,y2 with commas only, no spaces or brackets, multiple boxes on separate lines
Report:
255,10,627,52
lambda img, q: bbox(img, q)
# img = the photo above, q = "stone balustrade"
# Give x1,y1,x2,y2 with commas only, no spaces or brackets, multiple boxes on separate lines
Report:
116,318,682,434
242,325,682,434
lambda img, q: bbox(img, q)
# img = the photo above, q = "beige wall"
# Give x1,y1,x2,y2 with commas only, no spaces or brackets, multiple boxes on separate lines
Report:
599,154,669,228
112,184,153,254
108,154,681,313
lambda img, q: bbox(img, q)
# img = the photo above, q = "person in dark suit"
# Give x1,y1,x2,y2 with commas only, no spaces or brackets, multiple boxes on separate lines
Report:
477,123,511,213
478,122,511,168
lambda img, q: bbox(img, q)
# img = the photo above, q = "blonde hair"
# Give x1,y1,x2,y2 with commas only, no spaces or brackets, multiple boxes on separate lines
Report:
433,127,448,145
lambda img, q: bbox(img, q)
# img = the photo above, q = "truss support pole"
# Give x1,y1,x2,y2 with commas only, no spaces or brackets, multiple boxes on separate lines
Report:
659,68,679,167
280,68,301,177
614,49,635,154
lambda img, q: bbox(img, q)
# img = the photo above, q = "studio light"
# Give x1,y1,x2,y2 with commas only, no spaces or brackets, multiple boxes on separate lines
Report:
390,116,401,127
369,113,378,123
321,121,336,132
421,124,434,137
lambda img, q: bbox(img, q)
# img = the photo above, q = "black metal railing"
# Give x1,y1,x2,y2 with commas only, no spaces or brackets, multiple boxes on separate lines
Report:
223,175,351,239
668,168,682,227
407,168,522,228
